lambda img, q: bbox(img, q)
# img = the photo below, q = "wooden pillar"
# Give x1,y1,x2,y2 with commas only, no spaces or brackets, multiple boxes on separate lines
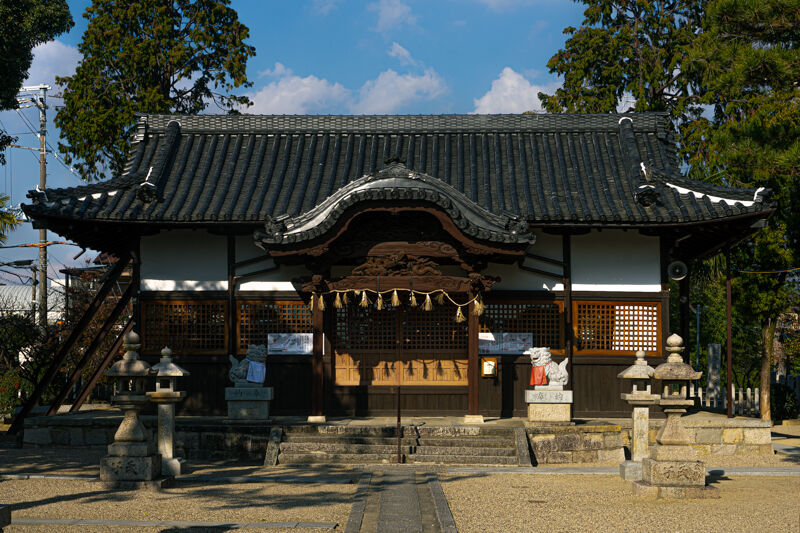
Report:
226,235,236,356
466,295,481,421
309,296,326,422
726,248,734,418
562,235,573,398
679,274,691,363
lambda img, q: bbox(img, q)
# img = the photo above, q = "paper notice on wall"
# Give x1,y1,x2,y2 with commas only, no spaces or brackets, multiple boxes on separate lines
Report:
268,333,313,355
479,332,533,354
246,361,266,383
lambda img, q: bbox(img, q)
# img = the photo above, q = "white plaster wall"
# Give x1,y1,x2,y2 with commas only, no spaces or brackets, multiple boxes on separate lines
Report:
570,229,660,292
490,231,563,291
235,235,311,291
140,230,228,291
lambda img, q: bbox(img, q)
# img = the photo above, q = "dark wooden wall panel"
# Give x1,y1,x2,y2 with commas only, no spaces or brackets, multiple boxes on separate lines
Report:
328,386,467,416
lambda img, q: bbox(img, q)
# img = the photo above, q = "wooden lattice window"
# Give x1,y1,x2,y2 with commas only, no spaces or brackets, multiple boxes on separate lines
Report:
574,301,661,354
238,300,312,353
334,304,467,386
479,301,564,354
142,300,227,354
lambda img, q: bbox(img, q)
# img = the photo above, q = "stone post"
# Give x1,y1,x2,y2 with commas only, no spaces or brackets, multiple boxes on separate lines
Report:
617,350,659,480
634,334,719,499
100,331,169,489
147,347,189,476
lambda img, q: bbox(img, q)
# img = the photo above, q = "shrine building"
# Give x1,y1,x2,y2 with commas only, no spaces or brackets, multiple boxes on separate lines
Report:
23,113,774,420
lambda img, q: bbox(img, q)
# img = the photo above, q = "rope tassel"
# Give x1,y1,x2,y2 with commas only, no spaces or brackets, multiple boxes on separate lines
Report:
455,306,466,323
391,290,400,307
359,291,369,307
376,293,384,310
436,291,445,305
334,292,342,308
318,294,326,311
472,296,484,316
409,291,418,307
309,294,315,311
342,291,349,306
422,293,433,311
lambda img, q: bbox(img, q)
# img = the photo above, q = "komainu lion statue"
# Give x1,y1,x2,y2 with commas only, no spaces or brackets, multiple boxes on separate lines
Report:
525,347,569,387
228,344,267,384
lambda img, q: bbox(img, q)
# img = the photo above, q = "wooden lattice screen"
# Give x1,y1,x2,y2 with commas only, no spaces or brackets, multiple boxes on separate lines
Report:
334,305,467,386
574,301,661,354
237,300,312,354
479,301,564,354
142,300,227,354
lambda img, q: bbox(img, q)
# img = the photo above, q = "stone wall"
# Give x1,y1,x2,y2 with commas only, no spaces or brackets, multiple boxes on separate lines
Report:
620,418,773,457
526,424,625,464
22,414,270,461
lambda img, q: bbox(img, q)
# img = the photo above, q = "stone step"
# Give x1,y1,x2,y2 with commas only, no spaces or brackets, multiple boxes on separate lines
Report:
417,437,514,448
283,425,413,437
280,442,414,454
278,452,403,465
413,446,516,457
282,435,418,446
408,454,519,465
416,426,516,437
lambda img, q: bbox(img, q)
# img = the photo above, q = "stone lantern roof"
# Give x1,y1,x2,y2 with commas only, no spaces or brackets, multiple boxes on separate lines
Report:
653,334,702,381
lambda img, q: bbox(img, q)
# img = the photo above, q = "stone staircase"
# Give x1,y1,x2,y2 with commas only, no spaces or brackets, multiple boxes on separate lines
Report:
276,425,522,466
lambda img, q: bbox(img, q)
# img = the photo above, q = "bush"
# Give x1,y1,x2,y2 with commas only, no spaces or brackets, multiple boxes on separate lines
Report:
770,383,800,421
0,367,23,417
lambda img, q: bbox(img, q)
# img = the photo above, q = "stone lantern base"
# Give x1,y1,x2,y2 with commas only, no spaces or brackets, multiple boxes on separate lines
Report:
631,444,720,499
100,441,172,490
525,387,572,423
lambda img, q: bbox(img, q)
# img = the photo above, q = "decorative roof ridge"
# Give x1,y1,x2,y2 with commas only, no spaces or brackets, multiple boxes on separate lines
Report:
133,112,671,135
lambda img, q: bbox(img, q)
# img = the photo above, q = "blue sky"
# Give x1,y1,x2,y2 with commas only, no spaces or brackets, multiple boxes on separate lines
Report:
0,0,585,282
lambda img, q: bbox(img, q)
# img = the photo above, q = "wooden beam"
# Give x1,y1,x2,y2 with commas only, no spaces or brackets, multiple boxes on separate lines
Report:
69,318,133,412
46,283,134,415
8,253,131,435
311,298,324,418
467,295,479,415
562,235,574,419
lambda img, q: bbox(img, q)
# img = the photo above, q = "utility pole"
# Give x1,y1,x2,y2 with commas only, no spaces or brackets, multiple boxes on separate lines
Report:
19,85,50,327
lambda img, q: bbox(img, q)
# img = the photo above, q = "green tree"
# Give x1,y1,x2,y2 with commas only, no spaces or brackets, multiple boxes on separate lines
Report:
0,0,73,239
55,0,256,182
683,0,800,419
544,0,799,420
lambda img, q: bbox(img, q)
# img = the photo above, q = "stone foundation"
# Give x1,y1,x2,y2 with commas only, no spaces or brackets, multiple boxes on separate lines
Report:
620,417,773,457
526,424,625,464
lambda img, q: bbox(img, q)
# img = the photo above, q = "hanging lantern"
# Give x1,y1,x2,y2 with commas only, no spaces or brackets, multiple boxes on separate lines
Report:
423,293,433,311
391,290,400,307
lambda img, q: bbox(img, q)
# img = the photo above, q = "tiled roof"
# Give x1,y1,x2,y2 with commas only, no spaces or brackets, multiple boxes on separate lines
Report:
23,113,772,228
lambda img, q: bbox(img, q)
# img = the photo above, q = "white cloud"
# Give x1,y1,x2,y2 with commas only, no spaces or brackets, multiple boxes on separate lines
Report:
367,0,416,33
473,67,556,114
388,42,416,66
352,68,445,114
247,64,350,114
311,0,339,15
474,0,535,10
24,40,81,87
246,62,445,115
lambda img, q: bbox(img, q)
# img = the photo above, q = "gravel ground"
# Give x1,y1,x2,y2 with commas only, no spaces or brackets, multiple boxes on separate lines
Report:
440,473,800,533
0,477,356,533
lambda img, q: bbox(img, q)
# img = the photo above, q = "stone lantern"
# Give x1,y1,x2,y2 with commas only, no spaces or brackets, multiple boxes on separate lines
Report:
100,331,165,488
617,349,659,480
147,347,189,476
634,334,718,499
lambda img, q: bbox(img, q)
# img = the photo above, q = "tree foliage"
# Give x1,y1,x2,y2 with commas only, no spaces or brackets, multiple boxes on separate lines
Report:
0,0,73,240
55,0,256,181
544,0,800,419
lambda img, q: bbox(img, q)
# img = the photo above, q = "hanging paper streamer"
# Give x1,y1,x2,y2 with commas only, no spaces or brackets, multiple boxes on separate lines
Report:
455,306,466,323
423,293,433,311
391,290,400,307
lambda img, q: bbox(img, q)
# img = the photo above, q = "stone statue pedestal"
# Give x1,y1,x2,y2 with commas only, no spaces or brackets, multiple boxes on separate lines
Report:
525,386,572,423
225,384,274,422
